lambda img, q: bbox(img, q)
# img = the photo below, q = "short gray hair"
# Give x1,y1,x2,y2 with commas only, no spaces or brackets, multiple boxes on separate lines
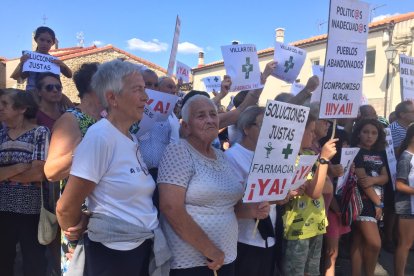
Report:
237,106,265,136
181,94,216,123
91,59,143,108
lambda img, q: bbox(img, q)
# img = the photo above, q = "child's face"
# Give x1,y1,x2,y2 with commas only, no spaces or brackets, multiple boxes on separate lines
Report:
36,32,54,54
359,123,378,149
301,121,316,149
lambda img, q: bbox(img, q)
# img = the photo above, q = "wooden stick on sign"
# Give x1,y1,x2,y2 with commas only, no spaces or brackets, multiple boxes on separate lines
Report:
252,219,260,238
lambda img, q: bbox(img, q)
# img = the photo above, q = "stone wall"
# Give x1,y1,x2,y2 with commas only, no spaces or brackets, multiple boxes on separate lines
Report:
61,49,166,103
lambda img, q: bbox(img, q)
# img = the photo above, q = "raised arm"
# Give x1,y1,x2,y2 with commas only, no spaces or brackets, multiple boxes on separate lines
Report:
52,59,72,78
289,75,319,105
305,138,338,199
10,54,30,81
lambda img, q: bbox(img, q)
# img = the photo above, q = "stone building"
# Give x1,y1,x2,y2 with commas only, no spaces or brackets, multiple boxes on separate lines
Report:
192,12,414,117
1,44,167,103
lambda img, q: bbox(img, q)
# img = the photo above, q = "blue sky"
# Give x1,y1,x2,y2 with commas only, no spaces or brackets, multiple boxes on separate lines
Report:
1,0,412,69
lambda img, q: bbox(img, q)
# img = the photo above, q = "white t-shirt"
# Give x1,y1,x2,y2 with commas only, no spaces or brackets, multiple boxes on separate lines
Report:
71,118,158,250
225,143,277,248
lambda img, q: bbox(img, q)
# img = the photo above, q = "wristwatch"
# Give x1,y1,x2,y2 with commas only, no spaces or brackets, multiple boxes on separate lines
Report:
318,157,329,165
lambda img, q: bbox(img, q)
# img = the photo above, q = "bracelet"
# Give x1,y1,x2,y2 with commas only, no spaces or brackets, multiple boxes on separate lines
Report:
375,202,384,208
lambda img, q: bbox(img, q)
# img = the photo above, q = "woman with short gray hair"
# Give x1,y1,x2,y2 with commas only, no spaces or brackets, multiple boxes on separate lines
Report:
224,106,278,276
57,59,167,275
158,95,269,276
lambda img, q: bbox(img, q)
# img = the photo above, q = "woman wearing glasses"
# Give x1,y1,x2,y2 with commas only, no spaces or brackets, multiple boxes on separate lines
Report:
0,89,50,276
57,60,163,276
34,72,65,131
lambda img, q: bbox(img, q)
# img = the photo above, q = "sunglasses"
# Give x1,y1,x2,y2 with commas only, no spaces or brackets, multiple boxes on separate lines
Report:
44,84,62,92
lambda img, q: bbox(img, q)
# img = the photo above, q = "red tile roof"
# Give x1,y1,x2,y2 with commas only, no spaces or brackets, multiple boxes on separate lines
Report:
5,45,167,73
54,45,167,73
194,11,414,71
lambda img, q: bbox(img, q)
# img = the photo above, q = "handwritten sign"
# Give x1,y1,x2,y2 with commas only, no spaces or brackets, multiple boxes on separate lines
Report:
221,44,262,92
310,65,324,103
272,41,306,83
145,89,178,122
319,0,369,119
243,100,309,202
384,128,397,190
22,51,60,75
290,155,319,191
202,76,222,93
176,61,191,83
400,54,414,102
130,105,157,137
336,147,360,194
167,15,181,76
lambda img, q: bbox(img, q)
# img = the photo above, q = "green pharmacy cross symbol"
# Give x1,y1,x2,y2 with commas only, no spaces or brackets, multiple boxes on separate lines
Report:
282,143,293,159
214,76,219,82
264,142,274,158
242,57,253,79
284,56,295,73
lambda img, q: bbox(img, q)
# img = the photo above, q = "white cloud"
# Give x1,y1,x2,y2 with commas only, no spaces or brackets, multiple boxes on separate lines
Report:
127,38,168,52
206,46,214,51
92,40,103,46
178,42,203,54
372,13,399,22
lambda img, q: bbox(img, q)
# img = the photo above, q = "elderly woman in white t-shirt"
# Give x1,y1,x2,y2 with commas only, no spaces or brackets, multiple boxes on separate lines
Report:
158,95,269,276
56,60,167,276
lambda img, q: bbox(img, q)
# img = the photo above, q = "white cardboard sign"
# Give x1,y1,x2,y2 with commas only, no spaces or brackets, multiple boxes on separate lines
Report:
176,61,191,83
319,0,370,119
202,76,222,93
336,147,360,194
243,100,309,202
130,105,157,137
221,44,263,92
290,155,319,191
400,54,414,102
145,89,178,122
272,41,306,84
22,51,60,75
384,128,397,190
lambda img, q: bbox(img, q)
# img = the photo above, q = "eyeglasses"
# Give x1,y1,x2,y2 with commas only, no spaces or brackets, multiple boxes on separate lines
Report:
136,146,149,176
44,84,62,92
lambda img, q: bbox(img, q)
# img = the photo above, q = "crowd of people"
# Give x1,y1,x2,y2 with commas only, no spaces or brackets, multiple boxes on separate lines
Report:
1,26,414,276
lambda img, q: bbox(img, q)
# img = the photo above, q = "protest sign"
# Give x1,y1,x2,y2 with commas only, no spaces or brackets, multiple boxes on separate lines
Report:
336,147,360,194
243,100,309,202
176,61,191,83
319,0,370,119
384,128,397,190
310,65,324,103
272,42,306,83
399,54,414,101
221,44,262,92
130,105,157,137
22,51,60,75
145,89,178,122
202,76,222,93
290,82,305,96
167,15,181,76
290,155,319,191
